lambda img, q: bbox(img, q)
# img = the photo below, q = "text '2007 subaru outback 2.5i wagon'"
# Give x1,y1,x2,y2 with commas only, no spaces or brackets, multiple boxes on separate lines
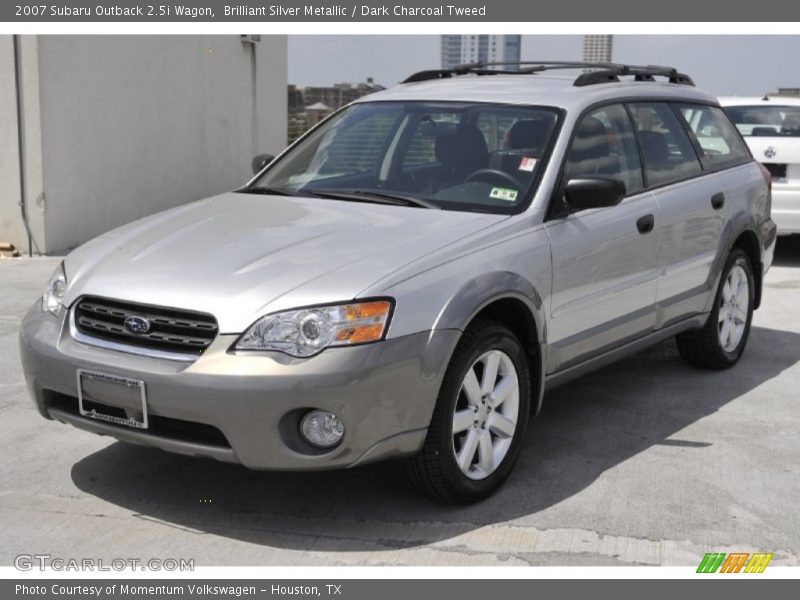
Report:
20,62,776,503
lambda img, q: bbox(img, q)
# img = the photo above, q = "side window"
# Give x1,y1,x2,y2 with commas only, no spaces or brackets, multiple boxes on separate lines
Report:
565,104,644,195
676,104,751,169
628,102,703,187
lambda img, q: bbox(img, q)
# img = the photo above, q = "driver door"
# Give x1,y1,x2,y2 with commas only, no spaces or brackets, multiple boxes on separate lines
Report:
545,103,661,371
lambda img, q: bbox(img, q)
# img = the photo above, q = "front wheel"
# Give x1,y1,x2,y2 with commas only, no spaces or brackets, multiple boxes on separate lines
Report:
676,249,754,369
404,320,532,503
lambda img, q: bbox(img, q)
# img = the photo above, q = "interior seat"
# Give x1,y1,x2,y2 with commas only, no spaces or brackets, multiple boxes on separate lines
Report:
639,130,670,171
490,119,553,175
434,125,489,186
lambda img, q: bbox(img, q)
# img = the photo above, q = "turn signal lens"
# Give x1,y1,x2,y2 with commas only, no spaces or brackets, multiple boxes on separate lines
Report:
337,300,392,343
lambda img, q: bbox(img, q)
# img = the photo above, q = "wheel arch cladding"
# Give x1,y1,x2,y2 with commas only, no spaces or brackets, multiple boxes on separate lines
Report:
433,271,546,414
731,229,762,309
709,215,763,314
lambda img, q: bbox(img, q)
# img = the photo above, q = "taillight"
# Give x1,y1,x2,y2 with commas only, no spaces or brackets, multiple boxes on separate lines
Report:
758,163,772,191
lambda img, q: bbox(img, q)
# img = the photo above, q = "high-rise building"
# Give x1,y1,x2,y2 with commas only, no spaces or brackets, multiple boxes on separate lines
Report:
582,35,613,63
441,35,521,69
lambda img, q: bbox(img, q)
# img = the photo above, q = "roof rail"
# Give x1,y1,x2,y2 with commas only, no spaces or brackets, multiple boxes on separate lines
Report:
402,61,695,87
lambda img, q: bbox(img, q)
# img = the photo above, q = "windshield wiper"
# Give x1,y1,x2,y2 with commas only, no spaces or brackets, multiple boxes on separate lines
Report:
242,186,440,209
308,189,439,209
240,186,303,197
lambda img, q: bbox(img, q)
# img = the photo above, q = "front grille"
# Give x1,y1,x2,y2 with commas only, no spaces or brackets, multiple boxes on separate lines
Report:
74,296,218,357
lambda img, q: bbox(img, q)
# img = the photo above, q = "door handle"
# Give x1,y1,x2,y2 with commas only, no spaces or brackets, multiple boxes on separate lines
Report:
636,214,655,234
711,192,725,210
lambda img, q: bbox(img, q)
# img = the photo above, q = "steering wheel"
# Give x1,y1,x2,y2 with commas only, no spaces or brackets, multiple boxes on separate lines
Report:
466,168,521,190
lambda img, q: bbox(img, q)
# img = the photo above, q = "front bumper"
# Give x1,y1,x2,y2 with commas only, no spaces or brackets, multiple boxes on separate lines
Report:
19,304,458,470
772,187,800,234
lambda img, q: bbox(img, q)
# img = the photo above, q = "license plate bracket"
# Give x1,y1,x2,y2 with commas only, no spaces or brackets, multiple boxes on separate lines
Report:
77,370,148,429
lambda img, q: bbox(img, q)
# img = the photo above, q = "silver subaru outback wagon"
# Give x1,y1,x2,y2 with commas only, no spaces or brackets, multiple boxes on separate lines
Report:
20,62,777,503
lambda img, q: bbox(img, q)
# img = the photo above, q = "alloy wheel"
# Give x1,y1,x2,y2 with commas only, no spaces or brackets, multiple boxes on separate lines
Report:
452,349,520,480
718,264,749,353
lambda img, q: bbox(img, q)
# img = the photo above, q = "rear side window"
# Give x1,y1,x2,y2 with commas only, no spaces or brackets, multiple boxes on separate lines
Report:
565,104,644,194
677,104,751,169
628,102,703,187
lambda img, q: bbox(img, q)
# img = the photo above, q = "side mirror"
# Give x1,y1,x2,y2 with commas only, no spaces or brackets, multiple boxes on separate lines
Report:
251,153,275,175
564,176,626,211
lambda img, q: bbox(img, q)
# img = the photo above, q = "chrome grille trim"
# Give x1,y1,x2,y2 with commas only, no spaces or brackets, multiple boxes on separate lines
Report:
77,300,218,332
70,296,218,361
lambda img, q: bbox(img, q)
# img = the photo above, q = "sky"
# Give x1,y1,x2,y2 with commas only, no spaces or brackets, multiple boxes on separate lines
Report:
288,35,800,96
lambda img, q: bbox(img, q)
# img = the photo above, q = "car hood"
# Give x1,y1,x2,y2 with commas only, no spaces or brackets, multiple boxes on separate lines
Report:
63,192,506,332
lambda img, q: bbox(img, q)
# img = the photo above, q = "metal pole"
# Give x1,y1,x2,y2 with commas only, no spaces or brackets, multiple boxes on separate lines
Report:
13,34,35,257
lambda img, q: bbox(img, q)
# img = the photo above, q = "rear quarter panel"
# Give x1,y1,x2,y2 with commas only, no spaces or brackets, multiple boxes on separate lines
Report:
710,162,773,309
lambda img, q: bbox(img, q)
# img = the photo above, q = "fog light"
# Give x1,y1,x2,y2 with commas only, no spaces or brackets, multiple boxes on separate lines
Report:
300,410,344,448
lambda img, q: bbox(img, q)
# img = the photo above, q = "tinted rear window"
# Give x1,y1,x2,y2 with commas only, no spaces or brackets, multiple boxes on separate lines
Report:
724,105,800,137
677,104,751,169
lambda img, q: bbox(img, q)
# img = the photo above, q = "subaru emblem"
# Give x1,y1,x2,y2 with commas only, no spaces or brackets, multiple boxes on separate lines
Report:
124,315,151,335
764,146,776,159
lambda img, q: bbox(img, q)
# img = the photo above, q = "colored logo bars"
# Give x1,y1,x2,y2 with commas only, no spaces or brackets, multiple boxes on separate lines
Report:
697,552,773,573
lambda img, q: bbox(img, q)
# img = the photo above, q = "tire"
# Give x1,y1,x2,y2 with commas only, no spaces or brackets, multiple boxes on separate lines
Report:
676,249,755,370
404,319,532,503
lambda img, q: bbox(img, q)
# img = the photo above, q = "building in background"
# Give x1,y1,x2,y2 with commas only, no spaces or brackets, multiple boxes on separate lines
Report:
441,35,521,69
304,102,332,128
287,78,384,143
582,35,613,63
0,35,287,255
773,87,800,96
289,79,384,113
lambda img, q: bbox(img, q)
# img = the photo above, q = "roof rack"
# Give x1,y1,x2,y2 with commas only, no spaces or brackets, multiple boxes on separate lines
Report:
402,61,695,87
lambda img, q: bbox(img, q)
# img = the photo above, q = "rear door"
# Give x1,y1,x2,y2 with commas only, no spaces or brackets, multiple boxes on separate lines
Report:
628,102,731,327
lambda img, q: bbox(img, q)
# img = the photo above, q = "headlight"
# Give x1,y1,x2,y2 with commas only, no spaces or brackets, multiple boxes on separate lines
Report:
41,262,67,315
234,299,393,357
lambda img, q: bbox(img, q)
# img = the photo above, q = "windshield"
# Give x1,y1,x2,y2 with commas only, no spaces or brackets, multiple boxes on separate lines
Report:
724,105,800,137
249,101,561,213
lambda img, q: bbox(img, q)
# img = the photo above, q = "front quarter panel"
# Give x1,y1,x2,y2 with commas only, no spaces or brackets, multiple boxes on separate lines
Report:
363,218,552,345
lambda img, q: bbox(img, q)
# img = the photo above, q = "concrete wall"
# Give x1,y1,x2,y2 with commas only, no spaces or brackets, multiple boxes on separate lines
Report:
9,35,287,254
0,36,25,250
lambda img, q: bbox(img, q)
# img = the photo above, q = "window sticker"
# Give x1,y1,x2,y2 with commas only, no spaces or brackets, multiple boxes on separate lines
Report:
489,187,518,202
519,157,537,172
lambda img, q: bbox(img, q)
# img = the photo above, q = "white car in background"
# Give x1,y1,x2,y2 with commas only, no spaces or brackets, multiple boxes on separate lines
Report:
719,96,800,235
